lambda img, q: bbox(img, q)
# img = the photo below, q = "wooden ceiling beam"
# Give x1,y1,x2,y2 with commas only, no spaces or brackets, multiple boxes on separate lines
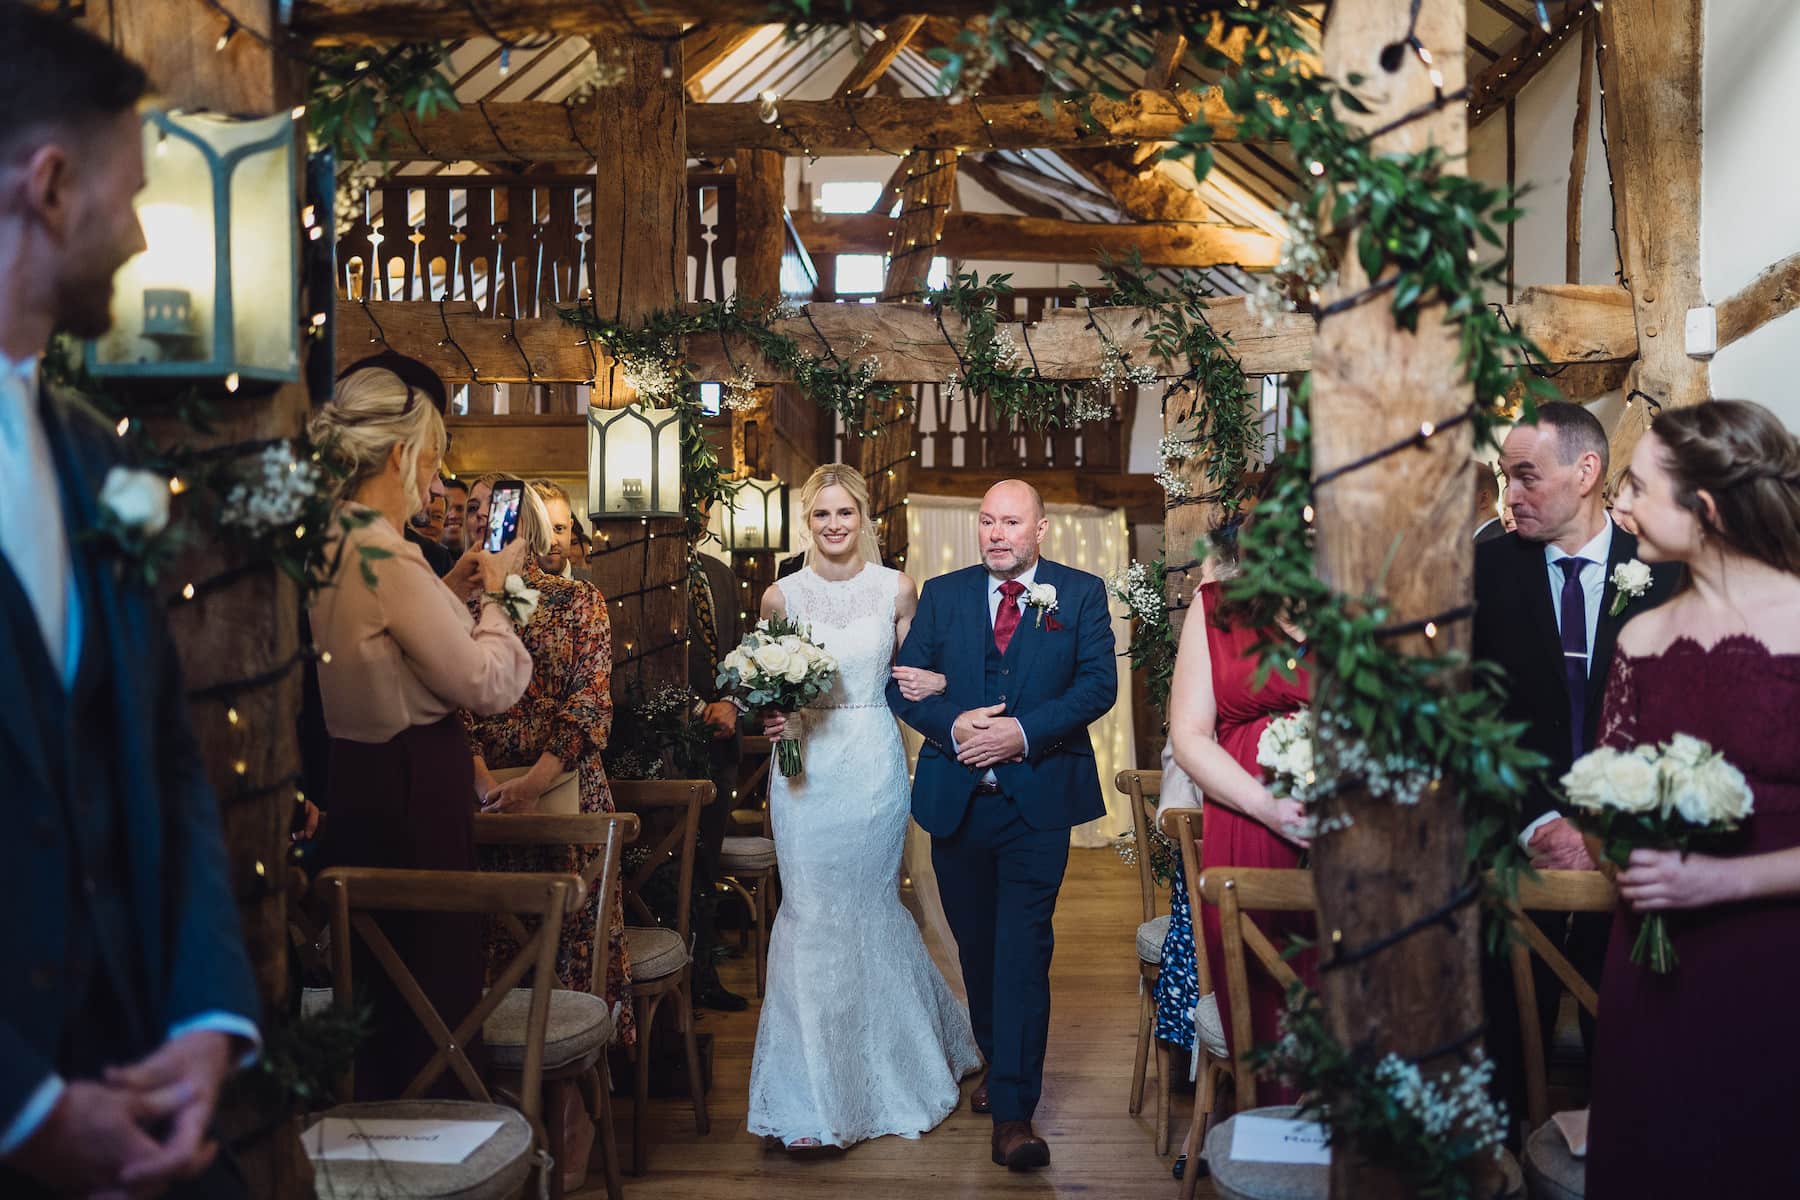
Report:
833,15,928,97
1469,2,1594,126
791,210,1279,269
370,89,1248,163
957,154,1079,221
682,24,764,97
334,283,1636,385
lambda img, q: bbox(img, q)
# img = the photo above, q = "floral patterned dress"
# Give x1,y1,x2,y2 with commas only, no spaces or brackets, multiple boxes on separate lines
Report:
466,563,633,1044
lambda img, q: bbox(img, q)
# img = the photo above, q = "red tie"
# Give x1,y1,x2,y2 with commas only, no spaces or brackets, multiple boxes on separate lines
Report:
994,580,1025,655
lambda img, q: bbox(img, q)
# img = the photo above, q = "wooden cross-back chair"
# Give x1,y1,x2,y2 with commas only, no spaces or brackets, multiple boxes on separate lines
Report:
1197,866,1318,1112
1493,868,1618,1131
1116,769,1177,1155
719,734,778,998
472,812,639,1200
310,867,584,1200
1162,807,1235,1200
609,779,713,1174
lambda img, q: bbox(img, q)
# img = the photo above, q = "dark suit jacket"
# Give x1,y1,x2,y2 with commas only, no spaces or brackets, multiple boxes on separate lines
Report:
687,553,745,706
0,387,258,1131
888,559,1116,835
405,525,453,577
1471,524,1680,823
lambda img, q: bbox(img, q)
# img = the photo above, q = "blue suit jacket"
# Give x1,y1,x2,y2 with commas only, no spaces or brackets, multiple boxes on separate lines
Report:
0,387,258,1132
888,559,1117,835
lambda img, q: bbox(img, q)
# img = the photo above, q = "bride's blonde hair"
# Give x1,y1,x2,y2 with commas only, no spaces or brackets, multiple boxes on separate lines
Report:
798,463,883,567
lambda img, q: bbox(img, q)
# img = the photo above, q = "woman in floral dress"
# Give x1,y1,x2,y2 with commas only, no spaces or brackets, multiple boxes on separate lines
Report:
466,480,632,1029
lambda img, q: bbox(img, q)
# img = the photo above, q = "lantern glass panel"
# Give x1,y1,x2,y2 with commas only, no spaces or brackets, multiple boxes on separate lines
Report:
89,110,298,383
721,476,788,552
588,404,683,519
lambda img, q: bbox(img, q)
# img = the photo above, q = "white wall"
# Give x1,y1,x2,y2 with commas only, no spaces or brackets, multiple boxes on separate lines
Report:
1473,2,1800,431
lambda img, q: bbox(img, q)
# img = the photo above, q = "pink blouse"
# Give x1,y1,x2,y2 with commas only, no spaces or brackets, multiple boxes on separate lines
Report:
309,504,532,743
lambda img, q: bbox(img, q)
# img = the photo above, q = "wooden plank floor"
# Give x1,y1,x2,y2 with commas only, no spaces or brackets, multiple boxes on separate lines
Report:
579,847,1215,1199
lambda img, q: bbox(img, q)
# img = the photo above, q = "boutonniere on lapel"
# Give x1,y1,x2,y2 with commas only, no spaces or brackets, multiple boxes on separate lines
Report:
1608,559,1652,617
1023,581,1061,630
87,465,183,584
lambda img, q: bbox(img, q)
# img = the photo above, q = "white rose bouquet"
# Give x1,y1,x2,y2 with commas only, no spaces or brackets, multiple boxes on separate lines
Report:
1257,710,1315,802
716,614,839,777
1562,734,1753,973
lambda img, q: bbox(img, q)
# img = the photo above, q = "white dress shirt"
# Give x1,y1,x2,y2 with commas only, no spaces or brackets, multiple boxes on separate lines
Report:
1520,519,1616,851
0,353,259,1154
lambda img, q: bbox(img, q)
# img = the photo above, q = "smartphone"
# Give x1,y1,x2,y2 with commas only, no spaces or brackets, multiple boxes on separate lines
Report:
485,479,523,553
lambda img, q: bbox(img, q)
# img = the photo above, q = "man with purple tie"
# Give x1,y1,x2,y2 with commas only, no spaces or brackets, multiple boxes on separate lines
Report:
1472,401,1678,1129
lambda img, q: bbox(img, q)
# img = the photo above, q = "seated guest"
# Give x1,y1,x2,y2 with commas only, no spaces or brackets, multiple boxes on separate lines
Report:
442,476,469,555
1585,400,1800,1198
406,473,453,576
308,357,531,1100
465,486,631,1193
526,478,577,578
1166,506,1315,1103
0,10,259,1192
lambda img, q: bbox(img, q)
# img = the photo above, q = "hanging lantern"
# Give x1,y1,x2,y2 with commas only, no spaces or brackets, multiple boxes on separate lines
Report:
88,108,300,388
587,404,682,520
718,475,790,553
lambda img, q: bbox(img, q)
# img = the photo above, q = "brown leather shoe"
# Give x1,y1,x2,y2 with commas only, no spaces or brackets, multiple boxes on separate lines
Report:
991,1121,1050,1170
970,1077,991,1114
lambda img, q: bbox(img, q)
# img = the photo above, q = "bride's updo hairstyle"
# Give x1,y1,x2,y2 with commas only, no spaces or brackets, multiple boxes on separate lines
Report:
798,463,883,567
309,352,449,521
1651,400,1800,575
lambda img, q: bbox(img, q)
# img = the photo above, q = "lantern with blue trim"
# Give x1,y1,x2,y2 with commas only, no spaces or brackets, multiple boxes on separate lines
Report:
587,404,682,520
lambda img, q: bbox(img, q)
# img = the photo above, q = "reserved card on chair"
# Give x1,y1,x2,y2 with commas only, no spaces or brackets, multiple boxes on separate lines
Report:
1231,1114,1333,1165
304,1117,505,1164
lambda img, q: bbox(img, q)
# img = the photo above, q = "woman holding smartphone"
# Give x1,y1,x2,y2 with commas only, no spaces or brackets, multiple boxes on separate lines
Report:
307,354,533,1099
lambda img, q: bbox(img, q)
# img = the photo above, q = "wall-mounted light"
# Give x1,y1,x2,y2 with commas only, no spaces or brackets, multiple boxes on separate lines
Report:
718,475,790,553
587,403,682,520
88,108,299,389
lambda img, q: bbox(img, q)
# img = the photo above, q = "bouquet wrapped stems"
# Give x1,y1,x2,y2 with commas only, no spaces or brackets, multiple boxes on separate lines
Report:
775,711,804,778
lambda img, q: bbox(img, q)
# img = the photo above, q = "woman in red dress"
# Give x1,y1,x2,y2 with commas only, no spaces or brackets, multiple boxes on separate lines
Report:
1585,401,1800,1197
1168,541,1315,1102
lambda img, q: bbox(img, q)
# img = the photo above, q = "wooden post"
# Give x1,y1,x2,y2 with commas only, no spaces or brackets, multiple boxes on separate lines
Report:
1566,21,1596,284
1312,4,1485,1196
735,149,787,305
1596,0,1709,485
91,2,308,1195
587,32,690,690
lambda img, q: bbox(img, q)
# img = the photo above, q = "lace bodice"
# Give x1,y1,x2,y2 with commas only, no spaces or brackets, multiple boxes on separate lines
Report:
776,563,898,708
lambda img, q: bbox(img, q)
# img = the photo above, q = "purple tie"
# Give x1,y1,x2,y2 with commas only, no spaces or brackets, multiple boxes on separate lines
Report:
1557,557,1591,760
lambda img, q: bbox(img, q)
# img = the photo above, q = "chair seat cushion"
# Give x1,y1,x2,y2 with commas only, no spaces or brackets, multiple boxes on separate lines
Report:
307,1099,532,1200
1194,992,1229,1061
624,926,689,982
720,835,777,871
1137,914,1170,963
482,988,614,1071
1205,1106,1525,1200
1524,1120,1586,1200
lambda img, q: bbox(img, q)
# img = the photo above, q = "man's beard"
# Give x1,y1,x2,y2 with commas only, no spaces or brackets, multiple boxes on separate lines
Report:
52,266,120,340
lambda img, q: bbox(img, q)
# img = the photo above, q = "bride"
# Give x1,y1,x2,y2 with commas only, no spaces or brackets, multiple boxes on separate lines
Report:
746,463,981,1150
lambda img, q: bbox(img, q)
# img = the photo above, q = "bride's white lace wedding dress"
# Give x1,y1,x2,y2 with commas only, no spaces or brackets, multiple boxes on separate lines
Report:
745,563,982,1147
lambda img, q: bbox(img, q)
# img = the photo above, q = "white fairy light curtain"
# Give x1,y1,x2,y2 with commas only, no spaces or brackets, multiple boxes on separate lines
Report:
901,493,1137,849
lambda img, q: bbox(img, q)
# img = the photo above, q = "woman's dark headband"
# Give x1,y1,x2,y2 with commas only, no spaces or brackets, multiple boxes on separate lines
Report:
337,351,449,416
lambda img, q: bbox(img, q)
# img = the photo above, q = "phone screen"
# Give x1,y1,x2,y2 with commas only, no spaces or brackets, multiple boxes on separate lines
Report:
485,481,523,553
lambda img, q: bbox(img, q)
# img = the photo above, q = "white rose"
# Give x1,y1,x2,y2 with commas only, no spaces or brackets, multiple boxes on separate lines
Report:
1599,749,1661,813
782,655,809,684
1561,748,1622,812
1662,733,1712,772
1613,559,1652,596
503,573,541,626
779,634,804,654
751,641,791,677
721,649,750,676
1667,755,1753,826
100,466,171,535
1026,582,1058,611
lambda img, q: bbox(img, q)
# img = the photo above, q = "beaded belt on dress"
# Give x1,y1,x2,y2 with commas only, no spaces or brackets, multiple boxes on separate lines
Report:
808,702,886,710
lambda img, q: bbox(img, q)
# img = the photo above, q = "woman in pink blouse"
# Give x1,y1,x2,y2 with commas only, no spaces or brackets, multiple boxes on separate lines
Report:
307,353,533,1099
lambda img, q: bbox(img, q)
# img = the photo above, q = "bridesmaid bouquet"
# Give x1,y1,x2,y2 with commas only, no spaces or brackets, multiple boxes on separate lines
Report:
1257,711,1315,802
1562,734,1754,973
717,615,839,777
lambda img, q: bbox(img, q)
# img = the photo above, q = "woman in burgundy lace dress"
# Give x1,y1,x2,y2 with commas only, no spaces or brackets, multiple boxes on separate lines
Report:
1585,401,1800,1197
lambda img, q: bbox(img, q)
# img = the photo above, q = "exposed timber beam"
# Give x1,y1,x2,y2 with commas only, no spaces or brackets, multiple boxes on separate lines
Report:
833,15,927,97
957,155,1073,221
1716,251,1800,351
790,210,1280,269
368,90,1244,163
1142,29,1190,89
1566,20,1595,282
1469,2,1594,126
682,24,763,98
334,284,1637,385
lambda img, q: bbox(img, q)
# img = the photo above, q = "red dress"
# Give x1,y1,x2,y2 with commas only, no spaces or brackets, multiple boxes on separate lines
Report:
1194,582,1316,1099
1586,637,1800,1197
